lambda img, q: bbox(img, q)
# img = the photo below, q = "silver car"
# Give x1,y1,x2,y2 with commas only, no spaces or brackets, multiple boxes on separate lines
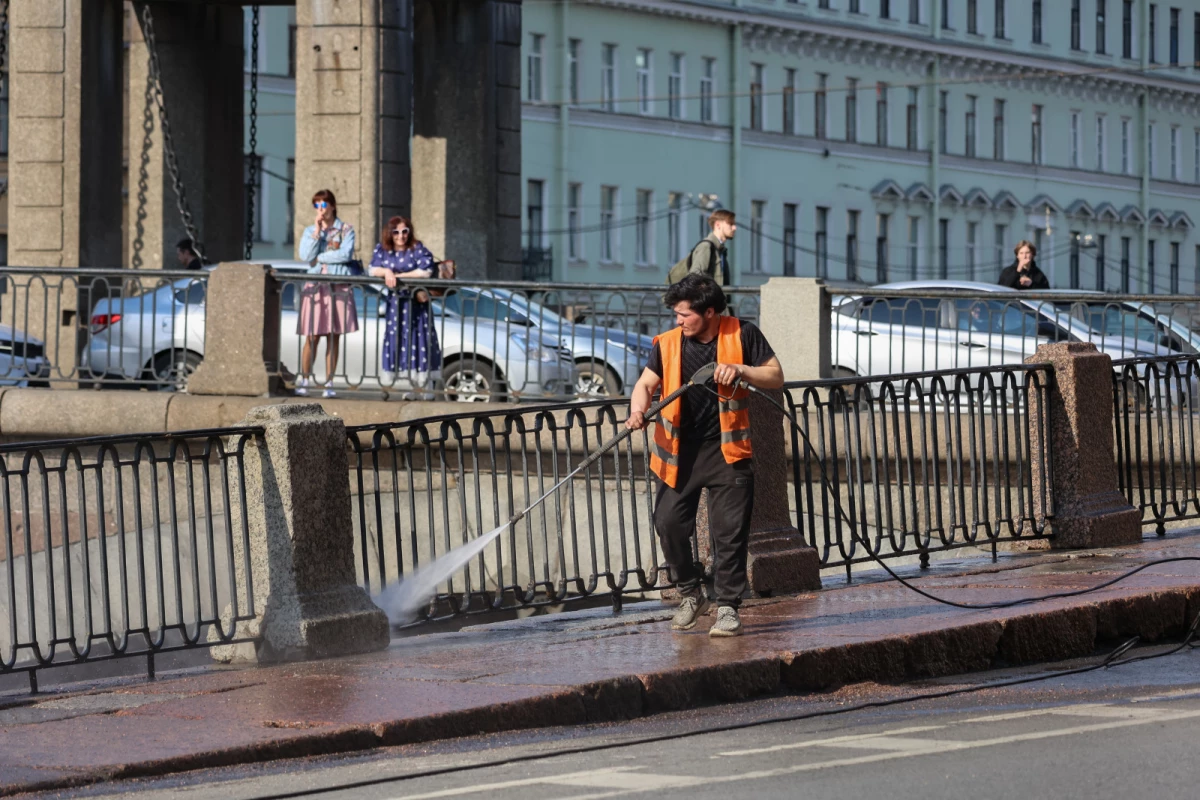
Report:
0,324,52,387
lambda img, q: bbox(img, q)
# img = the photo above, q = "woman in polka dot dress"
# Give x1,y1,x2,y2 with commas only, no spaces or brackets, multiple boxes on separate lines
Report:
368,216,443,392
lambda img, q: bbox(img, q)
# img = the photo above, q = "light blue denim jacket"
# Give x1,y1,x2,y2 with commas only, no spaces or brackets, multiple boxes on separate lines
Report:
298,219,355,275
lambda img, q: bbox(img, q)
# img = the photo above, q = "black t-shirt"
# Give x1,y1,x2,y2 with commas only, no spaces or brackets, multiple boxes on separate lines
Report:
646,321,775,441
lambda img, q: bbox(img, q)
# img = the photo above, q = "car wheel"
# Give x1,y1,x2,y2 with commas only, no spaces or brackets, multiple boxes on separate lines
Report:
151,350,203,392
574,362,622,399
442,358,502,402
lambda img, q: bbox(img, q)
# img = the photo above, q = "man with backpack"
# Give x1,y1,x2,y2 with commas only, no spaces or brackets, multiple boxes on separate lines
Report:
667,209,736,286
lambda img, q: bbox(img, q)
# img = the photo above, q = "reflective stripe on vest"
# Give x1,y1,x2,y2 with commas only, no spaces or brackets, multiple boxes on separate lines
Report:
649,316,753,489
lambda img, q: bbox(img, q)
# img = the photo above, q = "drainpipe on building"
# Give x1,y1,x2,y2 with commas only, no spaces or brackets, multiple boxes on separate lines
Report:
1139,0,1150,291
557,0,571,281
730,6,743,283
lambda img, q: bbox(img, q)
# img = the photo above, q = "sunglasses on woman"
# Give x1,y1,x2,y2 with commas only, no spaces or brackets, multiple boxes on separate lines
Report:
393,228,410,236
313,201,329,210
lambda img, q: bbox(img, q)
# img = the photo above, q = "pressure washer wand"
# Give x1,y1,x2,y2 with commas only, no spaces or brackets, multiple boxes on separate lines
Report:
506,362,716,529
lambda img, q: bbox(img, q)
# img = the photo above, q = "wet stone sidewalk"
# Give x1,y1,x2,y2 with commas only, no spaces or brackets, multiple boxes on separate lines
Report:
4,531,1200,796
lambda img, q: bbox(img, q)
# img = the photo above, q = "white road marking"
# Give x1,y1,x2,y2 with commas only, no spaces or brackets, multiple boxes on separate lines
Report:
825,736,945,752
545,769,708,790
716,725,947,757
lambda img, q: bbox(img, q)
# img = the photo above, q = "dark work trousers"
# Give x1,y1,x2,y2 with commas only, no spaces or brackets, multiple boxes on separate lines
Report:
653,438,755,607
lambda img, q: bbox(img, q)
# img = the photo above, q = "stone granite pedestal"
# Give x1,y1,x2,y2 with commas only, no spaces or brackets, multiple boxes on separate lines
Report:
187,263,283,397
211,404,389,663
1026,342,1141,549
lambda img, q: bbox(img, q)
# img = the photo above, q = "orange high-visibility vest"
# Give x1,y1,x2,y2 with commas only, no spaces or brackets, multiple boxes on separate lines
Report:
649,316,753,489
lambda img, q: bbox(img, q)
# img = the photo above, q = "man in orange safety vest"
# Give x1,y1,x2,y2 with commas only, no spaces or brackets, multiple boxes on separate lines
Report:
626,273,784,637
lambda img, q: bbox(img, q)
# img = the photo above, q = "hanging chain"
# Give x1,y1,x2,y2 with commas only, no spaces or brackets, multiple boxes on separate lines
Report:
244,6,260,260
133,2,204,263
0,0,9,87
131,60,155,269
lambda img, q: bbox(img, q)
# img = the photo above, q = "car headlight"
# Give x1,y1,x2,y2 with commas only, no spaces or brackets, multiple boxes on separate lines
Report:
510,334,557,363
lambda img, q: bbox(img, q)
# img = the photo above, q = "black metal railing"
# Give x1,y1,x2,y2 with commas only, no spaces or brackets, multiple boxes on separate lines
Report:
1113,354,1200,533
0,267,209,391
0,427,262,688
787,362,1054,575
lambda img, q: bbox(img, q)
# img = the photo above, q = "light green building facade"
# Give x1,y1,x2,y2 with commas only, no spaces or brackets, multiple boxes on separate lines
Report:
520,0,1200,291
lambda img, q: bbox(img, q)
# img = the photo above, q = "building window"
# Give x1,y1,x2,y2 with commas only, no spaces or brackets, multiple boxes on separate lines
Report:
941,0,951,28
1033,0,1043,44
991,98,1006,160
602,44,617,112
938,90,948,154
1148,238,1157,293
1171,241,1180,293
907,216,920,279
700,58,716,123
600,186,618,262
965,95,977,157
287,25,297,77
881,0,891,20
1121,117,1132,173
668,53,684,119
1170,7,1180,64
815,73,828,139
635,189,653,265
1171,126,1181,180
527,34,544,102
938,218,949,278
525,179,545,249
568,39,581,106
1149,122,1157,177
967,221,979,279
1096,234,1106,292
876,82,889,146
815,207,829,278
1096,0,1108,54
636,49,652,115
1149,4,1158,62
845,77,858,143
995,223,1008,271
906,86,919,150
818,0,831,8
751,201,766,273
667,192,683,263
1070,111,1081,168
908,0,920,24
284,159,295,244
783,203,798,277
1031,104,1043,165
1071,0,1082,49
1120,235,1131,292
847,210,860,282
876,213,890,283
750,63,764,131
568,184,582,260
1069,232,1081,288
995,0,1006,38
851,0,862,11
1195,13,1200,72
1123,0,1134,58
967,0,978,33
244,155,263,242
1096,114,1107,171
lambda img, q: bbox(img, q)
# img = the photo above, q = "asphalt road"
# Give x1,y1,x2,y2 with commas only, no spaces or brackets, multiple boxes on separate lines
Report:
46,644,1200,800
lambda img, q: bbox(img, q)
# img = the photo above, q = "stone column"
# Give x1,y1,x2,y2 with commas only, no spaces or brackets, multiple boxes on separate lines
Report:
212,403,389,663
294,0,410,257
695,389,822,597
8,0,123,378
1026,342,1141,548
411,0,522,279
187,262,283,396
125,2,244,268
758,277,831,382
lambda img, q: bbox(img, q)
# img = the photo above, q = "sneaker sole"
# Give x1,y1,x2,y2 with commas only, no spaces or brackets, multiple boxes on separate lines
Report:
708,626,743,637
670,599,710,631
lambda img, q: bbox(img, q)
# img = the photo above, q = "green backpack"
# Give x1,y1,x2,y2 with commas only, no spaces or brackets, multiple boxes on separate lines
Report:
667,239,718,285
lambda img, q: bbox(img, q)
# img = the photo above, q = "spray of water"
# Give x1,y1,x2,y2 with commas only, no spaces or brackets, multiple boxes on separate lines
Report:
375,523,510,625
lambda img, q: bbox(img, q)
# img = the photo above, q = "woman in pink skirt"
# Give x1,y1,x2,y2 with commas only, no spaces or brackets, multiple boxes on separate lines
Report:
296,189,359,398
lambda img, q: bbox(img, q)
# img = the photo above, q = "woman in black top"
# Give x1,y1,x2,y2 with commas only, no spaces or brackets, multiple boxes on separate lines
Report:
997,240,1050,290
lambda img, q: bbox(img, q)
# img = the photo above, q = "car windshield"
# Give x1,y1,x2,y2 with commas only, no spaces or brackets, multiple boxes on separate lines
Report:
438,289,567,327
1054,301,1163,344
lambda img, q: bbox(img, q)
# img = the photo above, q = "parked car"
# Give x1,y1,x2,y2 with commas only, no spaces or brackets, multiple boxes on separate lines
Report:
435,287,655,397
0,324,52,387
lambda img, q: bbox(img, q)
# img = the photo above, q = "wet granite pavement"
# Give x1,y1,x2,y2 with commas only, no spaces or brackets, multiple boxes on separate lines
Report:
4,531,1200,796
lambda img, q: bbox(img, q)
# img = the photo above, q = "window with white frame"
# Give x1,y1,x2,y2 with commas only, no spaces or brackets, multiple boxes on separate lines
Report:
907,216,920,279
602,44,617,112
668,54,684,119
816,206,829,278
568,39,581,106
751,200,767,272
1171,125,1180,180
527,34,544,102
525,179,545,248
846,77,859,143
600,186,618,262
906,86,919,149
750,63,765,131
635,189,654,265
846,209,860,282
701,57,716,123
568,183,582,260
784,203,798,276
876,82,889,146
1070,111,1081,168
815,73,828,139
636,49,652,115
667,192,684,263
1121,117,1132,174
995,0,1007,38
876,213,890,282
783,68,797,135
1031,104,1043,165
1096,114,1107,171
965,95,977,157
1149,122,1157,177
993,98,1006,159
908,0,920,24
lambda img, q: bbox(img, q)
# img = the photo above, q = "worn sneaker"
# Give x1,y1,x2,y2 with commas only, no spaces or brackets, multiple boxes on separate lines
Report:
709,606,743,637
322,381,336,399
670,593,711,631
294,377,309,396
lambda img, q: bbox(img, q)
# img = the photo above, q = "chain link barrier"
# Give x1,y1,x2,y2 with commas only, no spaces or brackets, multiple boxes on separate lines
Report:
244,6,259,261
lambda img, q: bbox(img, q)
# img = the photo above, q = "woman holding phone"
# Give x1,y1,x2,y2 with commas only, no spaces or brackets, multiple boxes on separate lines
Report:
296,189,359,398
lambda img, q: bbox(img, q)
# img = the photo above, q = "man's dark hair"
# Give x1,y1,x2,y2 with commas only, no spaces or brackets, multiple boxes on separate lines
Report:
176,238,198,257
664,273,727,315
